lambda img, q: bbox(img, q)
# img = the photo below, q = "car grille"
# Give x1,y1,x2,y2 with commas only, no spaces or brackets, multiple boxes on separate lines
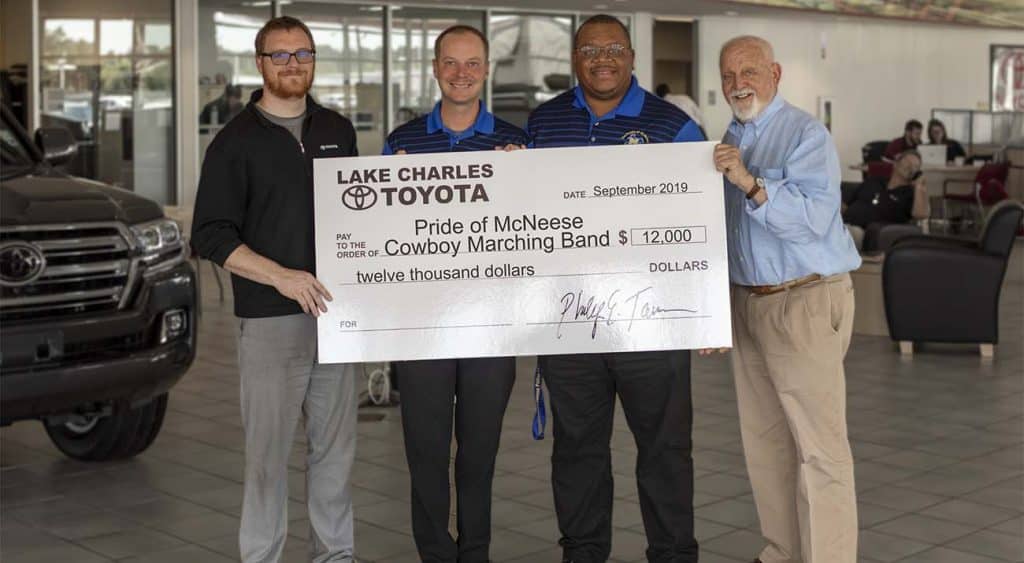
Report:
0,223,136,322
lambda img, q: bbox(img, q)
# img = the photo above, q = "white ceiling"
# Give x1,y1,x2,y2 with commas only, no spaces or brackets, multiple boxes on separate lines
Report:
393,0,794,18
385,0,1019,29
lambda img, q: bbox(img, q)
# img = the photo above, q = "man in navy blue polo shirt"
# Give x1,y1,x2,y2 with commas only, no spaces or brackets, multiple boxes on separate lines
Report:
383,25,527,563
527,14,704,563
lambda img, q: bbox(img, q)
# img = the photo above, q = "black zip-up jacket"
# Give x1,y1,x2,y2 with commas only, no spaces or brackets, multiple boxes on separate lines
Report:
191,89,358,318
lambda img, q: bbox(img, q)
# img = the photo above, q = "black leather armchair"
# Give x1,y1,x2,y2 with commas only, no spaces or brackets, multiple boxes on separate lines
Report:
883,200,1023,357
861,140,890,163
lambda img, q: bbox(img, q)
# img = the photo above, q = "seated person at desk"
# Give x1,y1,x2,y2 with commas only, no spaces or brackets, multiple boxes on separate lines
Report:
199,84,243,127
927,118,967,163
884,119,923,160
843,149,930,251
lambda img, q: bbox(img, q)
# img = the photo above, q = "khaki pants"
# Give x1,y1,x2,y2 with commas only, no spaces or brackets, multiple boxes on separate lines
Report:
730,274,857,563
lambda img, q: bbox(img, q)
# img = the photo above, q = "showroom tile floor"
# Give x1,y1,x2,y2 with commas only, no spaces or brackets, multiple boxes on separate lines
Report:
2,247,1022,563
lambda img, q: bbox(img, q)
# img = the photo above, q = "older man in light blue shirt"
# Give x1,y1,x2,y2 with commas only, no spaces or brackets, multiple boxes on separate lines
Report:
711,35,860,563
721,93,861,283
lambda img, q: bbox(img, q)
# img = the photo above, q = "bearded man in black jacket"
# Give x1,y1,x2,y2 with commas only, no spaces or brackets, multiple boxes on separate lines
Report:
191,16,360,563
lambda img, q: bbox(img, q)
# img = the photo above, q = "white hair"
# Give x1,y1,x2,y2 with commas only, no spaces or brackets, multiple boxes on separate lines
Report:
719,35,775,65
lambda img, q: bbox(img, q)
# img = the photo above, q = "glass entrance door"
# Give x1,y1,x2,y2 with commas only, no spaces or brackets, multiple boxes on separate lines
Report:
390,8,485,128
489,14,572,128
196,1,271,165
39,1,175,204
282,2,386,156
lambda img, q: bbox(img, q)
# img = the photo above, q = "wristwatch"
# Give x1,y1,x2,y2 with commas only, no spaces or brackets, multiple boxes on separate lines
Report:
746,176,765,200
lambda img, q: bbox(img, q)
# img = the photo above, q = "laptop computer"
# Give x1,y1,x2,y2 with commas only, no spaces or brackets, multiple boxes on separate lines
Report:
918,144,947,166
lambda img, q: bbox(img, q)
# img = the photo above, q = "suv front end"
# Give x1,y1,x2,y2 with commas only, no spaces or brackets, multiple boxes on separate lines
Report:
1,103,197,460
1,219,196,423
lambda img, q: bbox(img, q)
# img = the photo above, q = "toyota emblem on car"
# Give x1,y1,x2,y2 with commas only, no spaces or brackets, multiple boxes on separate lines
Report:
0,241,47,287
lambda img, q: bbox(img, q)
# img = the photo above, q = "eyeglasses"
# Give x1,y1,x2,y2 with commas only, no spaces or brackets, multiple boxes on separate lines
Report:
576,43,630,60
259,49,316,65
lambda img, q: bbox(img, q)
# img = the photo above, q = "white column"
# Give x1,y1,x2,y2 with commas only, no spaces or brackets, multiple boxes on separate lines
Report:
632,12,654,91
484,9,492,108
383,6,393,140
175,0,200,208
30,0,40,132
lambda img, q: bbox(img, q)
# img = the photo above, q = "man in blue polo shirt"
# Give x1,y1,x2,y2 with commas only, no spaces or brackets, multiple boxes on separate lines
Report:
527,14,704,563
382,25,527,563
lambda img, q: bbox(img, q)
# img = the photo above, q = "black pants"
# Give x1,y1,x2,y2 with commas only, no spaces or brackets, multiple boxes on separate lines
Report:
398,357,516,563
540,350,697,563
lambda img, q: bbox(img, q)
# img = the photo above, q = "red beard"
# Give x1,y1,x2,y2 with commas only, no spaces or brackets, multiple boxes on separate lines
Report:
266,69,313,99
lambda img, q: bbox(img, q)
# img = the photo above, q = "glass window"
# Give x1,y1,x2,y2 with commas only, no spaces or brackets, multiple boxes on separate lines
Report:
1,117,34,173
196,0,269,151
933,110,972,145
39,1,176,204
43,19,96,57
390,8,484,129
141,22,173,55
489,14,572,128
283,2,385,156
100,20,133,56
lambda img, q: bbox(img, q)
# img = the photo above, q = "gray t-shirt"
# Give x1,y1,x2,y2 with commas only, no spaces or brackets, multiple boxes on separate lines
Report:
255,104,305,146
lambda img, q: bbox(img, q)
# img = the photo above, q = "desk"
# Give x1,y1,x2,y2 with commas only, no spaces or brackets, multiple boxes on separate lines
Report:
921,164,977,198
850,255,889,337
849,163,978,197
849,163,980,221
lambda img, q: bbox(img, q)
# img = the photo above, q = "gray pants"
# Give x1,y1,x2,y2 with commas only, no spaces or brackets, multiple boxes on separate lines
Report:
237,314,358,563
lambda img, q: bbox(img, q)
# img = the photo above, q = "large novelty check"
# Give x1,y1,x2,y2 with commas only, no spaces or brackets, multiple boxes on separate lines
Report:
313,141,731,363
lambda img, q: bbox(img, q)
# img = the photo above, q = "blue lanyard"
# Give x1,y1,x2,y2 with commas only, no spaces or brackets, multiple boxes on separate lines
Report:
532,364,546,440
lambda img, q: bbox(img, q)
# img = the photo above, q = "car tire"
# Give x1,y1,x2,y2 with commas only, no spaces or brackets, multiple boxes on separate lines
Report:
44,394,170,461
124,393,168,456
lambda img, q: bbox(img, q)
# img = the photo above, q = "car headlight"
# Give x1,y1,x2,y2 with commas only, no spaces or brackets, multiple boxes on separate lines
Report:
131,218,186,274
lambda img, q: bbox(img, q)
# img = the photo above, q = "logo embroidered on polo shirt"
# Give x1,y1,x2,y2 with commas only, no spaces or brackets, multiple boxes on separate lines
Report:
621,131,649,145
320,144,339,151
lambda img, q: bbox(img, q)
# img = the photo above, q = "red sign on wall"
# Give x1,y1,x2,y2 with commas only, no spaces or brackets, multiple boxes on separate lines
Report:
992,45,1024,112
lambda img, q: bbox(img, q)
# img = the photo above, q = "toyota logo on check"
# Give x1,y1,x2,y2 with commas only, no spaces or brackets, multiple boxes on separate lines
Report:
342,185,377,211
0,241,47,287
